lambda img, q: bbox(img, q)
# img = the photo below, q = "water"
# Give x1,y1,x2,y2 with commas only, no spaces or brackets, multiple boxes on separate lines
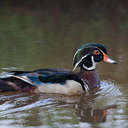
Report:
0,1,128,128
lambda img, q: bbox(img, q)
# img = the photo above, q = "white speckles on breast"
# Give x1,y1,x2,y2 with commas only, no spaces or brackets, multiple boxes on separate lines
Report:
34,80,85,95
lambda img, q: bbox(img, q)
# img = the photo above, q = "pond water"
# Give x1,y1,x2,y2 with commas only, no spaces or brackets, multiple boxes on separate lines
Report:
0,1,128,128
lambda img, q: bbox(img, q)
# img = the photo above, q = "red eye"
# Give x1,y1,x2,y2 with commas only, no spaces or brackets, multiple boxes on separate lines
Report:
93,50,100,55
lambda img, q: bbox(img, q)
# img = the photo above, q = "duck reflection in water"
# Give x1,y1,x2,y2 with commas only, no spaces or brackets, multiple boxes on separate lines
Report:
74,103,117,123
72,88,117,123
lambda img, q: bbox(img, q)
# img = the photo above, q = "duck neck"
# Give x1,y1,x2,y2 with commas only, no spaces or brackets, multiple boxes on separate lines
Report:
79,69,100,89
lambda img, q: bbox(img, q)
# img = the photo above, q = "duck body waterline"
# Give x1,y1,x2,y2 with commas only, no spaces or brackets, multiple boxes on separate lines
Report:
0,69,90,95
0,43,117,95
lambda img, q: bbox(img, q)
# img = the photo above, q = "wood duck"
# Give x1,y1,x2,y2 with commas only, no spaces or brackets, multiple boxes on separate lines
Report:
0,43,117,95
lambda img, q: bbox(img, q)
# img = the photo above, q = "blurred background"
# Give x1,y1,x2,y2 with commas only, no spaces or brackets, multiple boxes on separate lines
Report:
0,0,127,81
0,1,128,128
0,0,127,83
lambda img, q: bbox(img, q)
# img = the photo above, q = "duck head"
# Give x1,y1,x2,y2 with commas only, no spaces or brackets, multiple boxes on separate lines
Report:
73,43,117,71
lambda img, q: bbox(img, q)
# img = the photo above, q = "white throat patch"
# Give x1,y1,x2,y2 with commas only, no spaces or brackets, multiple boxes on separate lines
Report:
83,56,96,70
73,54,96,71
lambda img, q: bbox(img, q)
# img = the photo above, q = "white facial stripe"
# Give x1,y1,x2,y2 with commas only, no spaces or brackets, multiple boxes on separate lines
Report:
74,46,104,61
73,48,81,61
95,47,105,55
73,54,89,71
82,56,96,70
